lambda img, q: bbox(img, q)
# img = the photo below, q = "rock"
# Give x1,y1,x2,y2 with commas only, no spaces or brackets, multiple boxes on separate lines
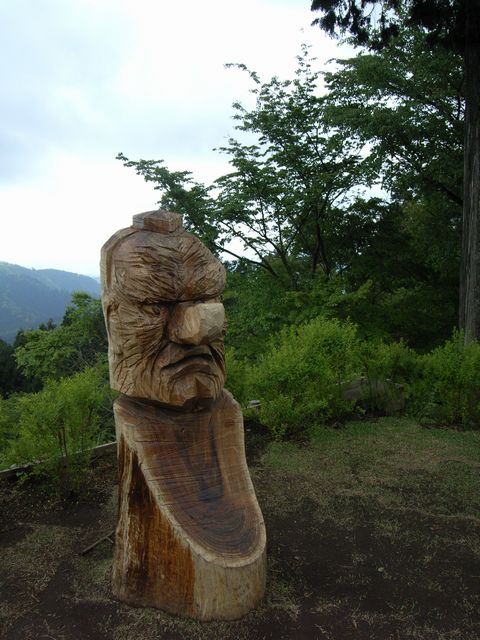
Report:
341,377,405,414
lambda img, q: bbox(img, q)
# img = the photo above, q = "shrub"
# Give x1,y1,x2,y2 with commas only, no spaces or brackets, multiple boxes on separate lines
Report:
415,331,480,427
360,339,420,385
4,361,116,494
225,348,250,405
356,339,421,412
0,394,23,467
14,293,107,386
247,317,360,438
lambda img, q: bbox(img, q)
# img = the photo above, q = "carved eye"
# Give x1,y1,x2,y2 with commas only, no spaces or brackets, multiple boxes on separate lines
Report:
142,303,169,323
149,303,166,315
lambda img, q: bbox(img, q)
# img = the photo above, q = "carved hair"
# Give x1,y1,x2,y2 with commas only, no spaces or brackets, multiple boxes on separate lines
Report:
101,211,225,304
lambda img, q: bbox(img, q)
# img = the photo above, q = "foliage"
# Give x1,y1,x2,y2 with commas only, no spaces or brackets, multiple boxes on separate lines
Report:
14,292,107,385
312,0,480,343
224,246,456,358
324,26,463,213
224,348,250,406
229,317,480,435
323,27,462,348
0,338,26,396
224,262,288,358
119,33,464,350
415,330,480,427
311,0,466,52
356,339,420,412
246,317,360,438
0,393,22,467
359,339,419,386
224,262,354,357
118,46,376,289
341,204,459,350
3,361,115,494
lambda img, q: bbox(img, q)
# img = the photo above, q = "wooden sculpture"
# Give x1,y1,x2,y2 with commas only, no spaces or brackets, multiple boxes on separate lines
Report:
100,210,266,620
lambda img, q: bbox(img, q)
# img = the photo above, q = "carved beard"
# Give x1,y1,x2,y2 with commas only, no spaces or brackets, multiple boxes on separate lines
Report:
106,300,226,409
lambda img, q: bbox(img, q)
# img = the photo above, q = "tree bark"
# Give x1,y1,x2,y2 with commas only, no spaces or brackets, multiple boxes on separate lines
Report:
459,0,480,341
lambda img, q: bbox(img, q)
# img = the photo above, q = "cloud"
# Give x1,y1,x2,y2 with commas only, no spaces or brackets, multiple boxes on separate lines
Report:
0,0,132,176
0,151,154,274
0,0,353,274
1,0,343,172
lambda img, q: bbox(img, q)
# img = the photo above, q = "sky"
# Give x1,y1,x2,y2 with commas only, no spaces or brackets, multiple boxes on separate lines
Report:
0,0,352,277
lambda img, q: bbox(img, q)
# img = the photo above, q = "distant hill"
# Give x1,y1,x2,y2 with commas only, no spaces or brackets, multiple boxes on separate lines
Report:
0,262,101,343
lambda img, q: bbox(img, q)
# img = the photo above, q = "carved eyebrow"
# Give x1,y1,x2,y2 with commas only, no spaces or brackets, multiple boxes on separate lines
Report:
138,301,171,309
139,303,171,318
140,297,223,307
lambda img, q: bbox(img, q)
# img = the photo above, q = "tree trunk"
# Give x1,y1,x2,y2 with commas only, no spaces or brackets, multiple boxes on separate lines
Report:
112,390,266,620
459,0,480,341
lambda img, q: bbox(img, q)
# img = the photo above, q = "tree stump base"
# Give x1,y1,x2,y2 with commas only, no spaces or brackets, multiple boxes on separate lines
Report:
112,390,266,620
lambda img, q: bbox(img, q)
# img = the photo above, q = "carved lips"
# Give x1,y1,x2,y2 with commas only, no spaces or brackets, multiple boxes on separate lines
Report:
158,340,226,410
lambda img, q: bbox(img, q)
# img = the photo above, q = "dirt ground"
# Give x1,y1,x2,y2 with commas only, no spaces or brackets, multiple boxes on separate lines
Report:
1,417,480,640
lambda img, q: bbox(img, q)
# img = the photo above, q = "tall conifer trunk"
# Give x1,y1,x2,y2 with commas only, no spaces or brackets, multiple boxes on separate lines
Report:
459,0,480,341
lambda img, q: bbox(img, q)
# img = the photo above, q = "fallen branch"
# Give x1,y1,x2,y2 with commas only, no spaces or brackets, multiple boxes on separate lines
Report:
80,529,116,555
0,441,117,480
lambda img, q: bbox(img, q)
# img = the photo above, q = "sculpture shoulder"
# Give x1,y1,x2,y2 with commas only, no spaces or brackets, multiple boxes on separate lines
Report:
215,389,243,421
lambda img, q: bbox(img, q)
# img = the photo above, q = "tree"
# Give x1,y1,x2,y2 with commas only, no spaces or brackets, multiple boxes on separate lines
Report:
320,25,463,347
119,40,465,350
311,0,480,341
0,338,24,396
323,26,463,212
14,293,107,385
118,47,376,290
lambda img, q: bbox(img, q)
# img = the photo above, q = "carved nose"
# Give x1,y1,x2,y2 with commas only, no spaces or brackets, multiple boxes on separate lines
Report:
168,302,225,345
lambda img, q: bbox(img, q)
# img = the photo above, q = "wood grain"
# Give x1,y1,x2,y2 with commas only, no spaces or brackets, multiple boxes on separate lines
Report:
101,210,267,619
112,391,266,619
100,212,226,407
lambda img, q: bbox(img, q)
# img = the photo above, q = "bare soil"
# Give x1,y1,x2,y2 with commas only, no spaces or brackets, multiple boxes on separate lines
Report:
1,418,480,640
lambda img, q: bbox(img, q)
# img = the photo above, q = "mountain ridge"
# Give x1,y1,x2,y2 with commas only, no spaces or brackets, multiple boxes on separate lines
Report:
0,262,101,343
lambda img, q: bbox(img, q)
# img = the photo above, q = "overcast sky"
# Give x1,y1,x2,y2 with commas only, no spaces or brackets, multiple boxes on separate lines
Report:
0,0,351,276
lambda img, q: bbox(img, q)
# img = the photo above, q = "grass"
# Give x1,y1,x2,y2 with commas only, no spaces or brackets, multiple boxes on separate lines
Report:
1,417,480,639
260,417,480,518
253,417,480,638
0,524,80,633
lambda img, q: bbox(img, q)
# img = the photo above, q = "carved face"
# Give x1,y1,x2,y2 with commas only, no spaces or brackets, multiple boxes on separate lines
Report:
101,220,227,410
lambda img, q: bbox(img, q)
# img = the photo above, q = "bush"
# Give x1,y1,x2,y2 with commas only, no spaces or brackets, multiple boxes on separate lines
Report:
227,316,480,437
360,339,419,385
415,331,480,427
225,348,250,405
0,394,23,468
4,361,116,494
14,293,107,386
356,339,421,412
247,317,360,438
